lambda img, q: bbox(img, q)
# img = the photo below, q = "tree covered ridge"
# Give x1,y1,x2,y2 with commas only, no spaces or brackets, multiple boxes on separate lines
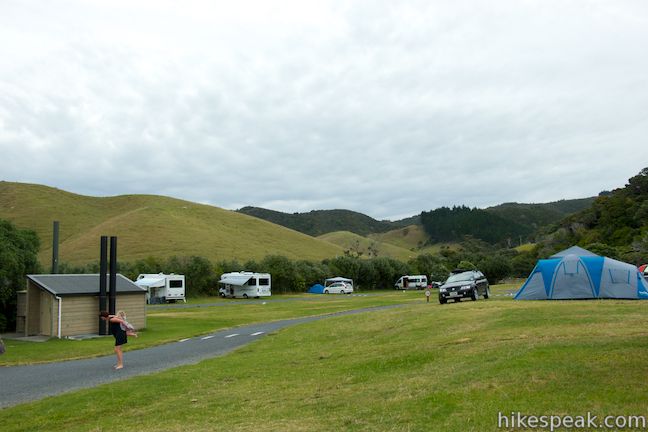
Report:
538,167,648,263
237,207,399,236
421,206,532,245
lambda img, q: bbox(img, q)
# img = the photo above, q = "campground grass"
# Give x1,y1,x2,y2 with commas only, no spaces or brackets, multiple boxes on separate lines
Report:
3,285,648,431
0,291,421,366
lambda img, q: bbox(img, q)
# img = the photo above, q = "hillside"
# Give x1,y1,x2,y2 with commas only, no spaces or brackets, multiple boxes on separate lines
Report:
537,167,648,262
238,197,594,247
0,182,344,266
237,207,395,236
367,224,428,250
317,231,417,261
485,198,596,230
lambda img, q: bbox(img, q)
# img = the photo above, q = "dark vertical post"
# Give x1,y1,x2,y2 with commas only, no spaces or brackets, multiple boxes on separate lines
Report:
99,236,108,335
51,221,59,274
109,236,117,315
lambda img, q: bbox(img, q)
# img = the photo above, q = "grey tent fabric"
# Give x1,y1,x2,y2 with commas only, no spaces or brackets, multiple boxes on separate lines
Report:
550,246,598,258
515,247,648,300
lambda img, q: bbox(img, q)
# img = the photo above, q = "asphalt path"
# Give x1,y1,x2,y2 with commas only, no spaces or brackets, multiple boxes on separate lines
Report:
0,304,405,409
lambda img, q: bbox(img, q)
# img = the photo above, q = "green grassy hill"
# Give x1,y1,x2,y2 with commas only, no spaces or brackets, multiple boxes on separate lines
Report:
317,231,416,261
368,224,457,255
368,224,428,250
0,182,344,266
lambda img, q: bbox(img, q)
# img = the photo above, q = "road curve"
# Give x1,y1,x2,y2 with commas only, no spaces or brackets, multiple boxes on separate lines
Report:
0,305,404,408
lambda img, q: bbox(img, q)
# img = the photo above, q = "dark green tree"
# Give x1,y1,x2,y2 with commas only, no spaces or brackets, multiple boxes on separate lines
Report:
0,219,41,332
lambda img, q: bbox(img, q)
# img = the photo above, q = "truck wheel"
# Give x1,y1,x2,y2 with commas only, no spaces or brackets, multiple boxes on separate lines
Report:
439,296,447,304
243,293,248,299
471,289,479,301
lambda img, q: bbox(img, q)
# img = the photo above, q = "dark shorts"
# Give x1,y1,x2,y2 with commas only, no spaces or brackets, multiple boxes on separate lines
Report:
114,331,128,346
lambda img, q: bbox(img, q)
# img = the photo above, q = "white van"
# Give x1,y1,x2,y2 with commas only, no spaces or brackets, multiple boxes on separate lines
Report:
135,273,186,304
219,272,272,299
394,275,428,290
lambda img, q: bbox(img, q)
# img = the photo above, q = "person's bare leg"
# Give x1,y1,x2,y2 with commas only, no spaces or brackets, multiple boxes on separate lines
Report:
114,346,123,369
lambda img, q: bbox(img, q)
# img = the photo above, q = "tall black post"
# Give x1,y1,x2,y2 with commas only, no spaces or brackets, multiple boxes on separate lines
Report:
99,236,108,335
51,221,59,274
108,236,117,315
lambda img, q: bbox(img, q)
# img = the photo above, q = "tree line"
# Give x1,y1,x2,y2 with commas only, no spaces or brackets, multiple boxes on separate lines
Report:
420,205,531,245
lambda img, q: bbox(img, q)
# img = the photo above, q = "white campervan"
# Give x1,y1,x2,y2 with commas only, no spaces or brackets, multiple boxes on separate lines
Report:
394,275,428,290
219,272,271,299
135,273,186,304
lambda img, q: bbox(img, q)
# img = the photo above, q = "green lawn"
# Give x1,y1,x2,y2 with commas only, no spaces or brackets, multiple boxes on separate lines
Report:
0,291,422,366
3,285,648,431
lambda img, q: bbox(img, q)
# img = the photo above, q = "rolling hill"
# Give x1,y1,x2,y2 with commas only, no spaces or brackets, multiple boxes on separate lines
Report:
367,224,430,251
0,182,345,266
238,198,595,247
317,231,418,261
485,198,597,230
237,207,396,236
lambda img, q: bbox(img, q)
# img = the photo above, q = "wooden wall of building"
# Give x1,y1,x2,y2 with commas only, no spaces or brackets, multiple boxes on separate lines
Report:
60,294,147,337
23,278,147,337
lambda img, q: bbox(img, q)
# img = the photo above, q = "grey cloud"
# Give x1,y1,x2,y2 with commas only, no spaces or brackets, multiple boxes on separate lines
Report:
1,1,647,220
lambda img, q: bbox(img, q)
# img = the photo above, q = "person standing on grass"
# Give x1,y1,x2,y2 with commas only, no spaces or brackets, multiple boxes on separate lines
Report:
100,310,127,370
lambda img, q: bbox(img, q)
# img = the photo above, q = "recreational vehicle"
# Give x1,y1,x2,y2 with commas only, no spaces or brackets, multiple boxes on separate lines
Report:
219,272,271,299
135,273,186,304
394,275,428,290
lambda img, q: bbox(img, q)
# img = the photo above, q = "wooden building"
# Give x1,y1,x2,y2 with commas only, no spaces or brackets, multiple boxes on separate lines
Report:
18,274,147,338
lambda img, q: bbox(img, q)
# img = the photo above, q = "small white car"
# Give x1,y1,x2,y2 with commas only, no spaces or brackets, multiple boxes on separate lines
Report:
324,282,353,294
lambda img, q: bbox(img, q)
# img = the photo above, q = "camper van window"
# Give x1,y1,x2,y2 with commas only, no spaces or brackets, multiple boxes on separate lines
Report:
169,280,183,288
247,279,257,286
258,278,270,285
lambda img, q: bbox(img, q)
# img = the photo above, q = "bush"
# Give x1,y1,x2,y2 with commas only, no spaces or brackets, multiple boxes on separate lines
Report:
0,220,41,332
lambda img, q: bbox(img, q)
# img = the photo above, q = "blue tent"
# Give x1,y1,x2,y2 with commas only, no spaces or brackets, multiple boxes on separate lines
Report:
308,284,325,294
515,246,648,300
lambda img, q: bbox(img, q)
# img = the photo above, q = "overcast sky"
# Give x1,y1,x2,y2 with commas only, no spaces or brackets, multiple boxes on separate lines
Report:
1,0,647,220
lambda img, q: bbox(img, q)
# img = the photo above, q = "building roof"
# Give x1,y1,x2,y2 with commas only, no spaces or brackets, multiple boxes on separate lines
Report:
27,274,146,296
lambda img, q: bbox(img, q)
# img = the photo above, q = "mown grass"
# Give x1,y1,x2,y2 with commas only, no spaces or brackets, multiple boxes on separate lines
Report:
4,284,647,431
0,291,422,366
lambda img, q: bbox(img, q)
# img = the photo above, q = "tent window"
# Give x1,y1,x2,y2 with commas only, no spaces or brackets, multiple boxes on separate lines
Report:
562,260,580,275
609,269,630,284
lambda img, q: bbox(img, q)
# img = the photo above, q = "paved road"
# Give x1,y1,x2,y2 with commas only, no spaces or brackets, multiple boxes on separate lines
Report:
0,305,404,409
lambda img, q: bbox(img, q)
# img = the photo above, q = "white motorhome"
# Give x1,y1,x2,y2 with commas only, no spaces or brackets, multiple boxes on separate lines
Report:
394,275,428,290
135,273,186,304
219,272,271,299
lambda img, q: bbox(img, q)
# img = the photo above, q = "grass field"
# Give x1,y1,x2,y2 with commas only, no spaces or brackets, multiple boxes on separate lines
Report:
0,291,421,366
3,285,648,431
